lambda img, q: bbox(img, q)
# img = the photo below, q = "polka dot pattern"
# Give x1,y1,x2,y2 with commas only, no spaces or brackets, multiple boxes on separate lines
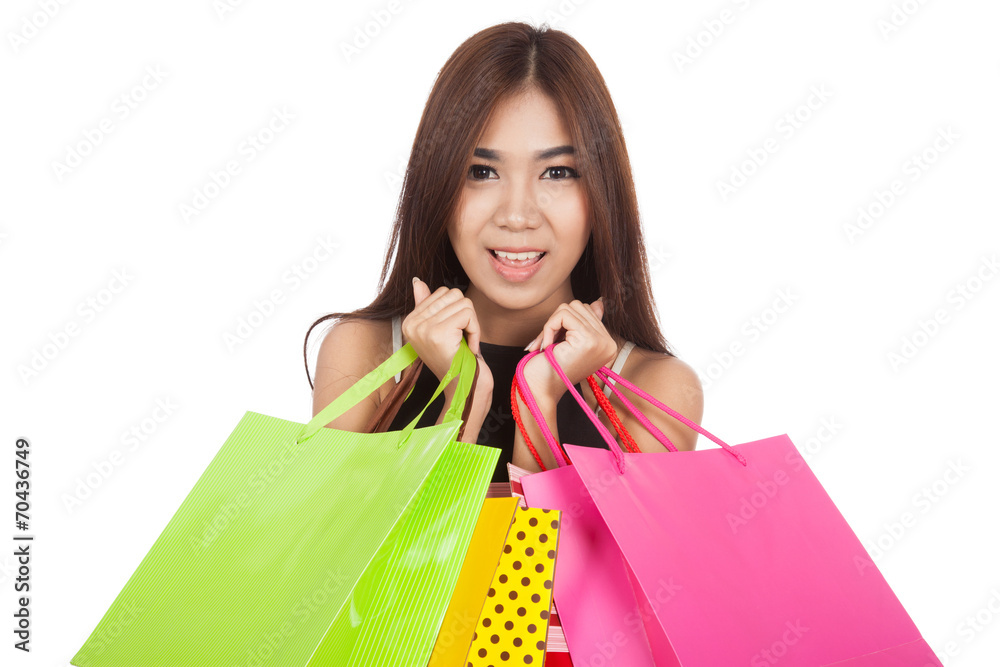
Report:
465,507,561,665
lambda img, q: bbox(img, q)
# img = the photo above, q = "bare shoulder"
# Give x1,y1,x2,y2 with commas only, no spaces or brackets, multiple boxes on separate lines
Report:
616,347,704,452
312,317,396,429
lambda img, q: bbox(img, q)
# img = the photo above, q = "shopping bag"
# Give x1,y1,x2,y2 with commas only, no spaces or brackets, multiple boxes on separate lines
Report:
517,343,943,666
510,362,670,666
427,498,519,666
466,505,562,666
72,338,495,667
507,463,576,665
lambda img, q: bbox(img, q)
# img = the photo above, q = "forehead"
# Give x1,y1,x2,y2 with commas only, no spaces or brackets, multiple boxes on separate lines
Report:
477,88,573,154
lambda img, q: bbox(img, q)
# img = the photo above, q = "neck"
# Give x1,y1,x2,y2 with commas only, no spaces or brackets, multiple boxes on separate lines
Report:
464,280,576,348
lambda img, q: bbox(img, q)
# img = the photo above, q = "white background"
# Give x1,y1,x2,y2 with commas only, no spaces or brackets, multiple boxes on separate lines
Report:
2,0,998,664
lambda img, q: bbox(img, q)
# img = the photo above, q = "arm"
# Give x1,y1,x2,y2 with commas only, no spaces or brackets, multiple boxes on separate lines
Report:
311,318,394,431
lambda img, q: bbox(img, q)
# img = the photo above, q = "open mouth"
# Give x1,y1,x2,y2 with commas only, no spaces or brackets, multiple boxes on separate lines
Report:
488,249,547,267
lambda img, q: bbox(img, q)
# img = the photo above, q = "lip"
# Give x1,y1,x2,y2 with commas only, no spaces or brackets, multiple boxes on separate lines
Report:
487,247,546,283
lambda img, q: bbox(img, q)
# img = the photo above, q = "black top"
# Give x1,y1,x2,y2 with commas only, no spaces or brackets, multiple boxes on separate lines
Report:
387,341,612,483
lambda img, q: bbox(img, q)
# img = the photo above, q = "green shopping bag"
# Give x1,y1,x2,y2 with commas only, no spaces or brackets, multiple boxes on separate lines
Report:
72,337,496,667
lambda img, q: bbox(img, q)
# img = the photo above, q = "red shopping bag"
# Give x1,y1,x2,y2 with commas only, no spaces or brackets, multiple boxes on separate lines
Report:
514,343,942,666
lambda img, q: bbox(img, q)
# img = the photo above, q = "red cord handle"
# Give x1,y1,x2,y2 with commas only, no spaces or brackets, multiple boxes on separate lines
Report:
510,371,643,470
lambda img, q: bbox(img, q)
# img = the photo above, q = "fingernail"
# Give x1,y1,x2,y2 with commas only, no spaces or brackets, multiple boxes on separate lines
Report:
412,276,419,283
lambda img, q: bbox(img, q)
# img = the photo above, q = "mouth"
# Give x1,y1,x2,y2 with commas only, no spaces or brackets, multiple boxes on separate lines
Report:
488,248,547,266
486,248,547,282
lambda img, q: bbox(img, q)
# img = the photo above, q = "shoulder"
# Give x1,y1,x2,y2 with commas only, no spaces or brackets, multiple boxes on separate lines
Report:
615,346,704,452
313,317,396,415
316,317,394,369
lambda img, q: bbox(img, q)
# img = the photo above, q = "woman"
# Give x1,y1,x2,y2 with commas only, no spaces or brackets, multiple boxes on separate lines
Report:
304,21,702,481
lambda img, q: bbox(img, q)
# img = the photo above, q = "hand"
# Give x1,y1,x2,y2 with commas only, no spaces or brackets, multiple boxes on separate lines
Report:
521,297,616,403
403,278,493,393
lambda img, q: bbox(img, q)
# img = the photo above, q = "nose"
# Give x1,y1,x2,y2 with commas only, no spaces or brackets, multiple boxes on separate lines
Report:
493,179,541,232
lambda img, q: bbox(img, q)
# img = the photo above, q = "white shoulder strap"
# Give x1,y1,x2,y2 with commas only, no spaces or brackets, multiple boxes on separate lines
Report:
596,340,635,413
391,315,402,383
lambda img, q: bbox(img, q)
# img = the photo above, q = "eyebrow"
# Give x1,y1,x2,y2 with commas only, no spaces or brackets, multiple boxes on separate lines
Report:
472,145,575,161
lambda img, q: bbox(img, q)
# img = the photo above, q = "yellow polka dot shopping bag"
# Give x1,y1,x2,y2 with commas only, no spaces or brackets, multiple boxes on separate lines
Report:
465,505,562,666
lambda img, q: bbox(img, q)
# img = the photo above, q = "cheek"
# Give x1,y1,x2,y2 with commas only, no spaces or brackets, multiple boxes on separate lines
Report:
544,187,589,246
447,211,480,260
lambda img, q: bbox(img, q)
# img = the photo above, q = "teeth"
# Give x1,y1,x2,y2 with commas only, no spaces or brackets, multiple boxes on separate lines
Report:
494,250,542,260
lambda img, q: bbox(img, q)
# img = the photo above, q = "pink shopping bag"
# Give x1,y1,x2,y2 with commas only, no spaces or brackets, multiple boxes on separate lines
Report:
516,343,942,666
511,362,679,666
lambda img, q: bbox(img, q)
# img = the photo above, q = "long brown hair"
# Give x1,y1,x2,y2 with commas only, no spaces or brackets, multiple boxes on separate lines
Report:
303,21,674,389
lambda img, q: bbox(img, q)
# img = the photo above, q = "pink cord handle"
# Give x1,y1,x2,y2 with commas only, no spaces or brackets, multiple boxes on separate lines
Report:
514,342,747,469
592,371,678,453
513,350,574,468
593,364,747,466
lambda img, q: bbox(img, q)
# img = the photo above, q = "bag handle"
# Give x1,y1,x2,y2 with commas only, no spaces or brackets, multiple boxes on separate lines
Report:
297,338,476,445
514,344,746,471
509,373,644,472
513,350,611,468
591,361,745,465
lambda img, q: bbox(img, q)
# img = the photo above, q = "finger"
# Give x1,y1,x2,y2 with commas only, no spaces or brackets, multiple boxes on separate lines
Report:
412,277,431,305
589,296,605,320
525,332,542,352
412,285,462,322
566,300,604,330
540,305,582,350
428,297,482,356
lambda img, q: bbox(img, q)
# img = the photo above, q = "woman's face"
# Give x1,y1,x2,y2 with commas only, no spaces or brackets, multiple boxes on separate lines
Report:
448,87,590,314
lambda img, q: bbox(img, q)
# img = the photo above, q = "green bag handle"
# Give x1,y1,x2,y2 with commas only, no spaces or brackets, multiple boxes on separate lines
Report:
297,337,477,446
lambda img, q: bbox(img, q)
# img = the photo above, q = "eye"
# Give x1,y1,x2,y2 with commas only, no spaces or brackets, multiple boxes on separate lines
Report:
468,164,497,180
543,166,580,180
